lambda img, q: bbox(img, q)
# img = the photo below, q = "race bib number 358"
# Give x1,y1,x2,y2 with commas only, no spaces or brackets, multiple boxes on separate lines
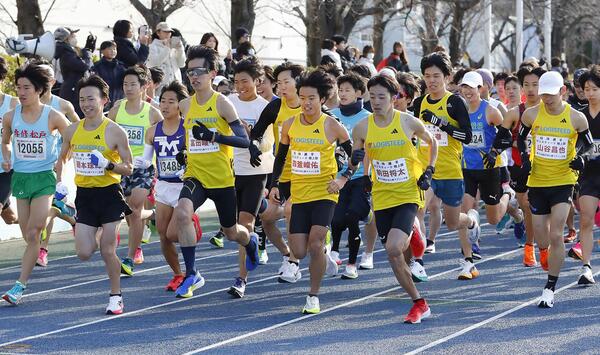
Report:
122,125,144,146
15,137,46,161
535,135,568,160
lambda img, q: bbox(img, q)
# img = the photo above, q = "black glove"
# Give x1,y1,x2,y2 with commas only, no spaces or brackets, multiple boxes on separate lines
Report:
569,155,586,171
85,34,97,52
481,149,498,169
249,143,262,167
417,165,435,190
363,176,373,193
520,153,531,174
175,149,187,166
421,109,447,128
192,122,216,142
350,148,365,166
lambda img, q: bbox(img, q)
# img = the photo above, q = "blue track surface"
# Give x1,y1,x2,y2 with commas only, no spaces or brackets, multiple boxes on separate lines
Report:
0,216,599,354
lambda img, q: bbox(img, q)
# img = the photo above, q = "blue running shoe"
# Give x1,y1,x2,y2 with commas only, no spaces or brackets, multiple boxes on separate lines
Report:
495,214,513,234
514,221,526,247
471,243,482,260
175,271,205,298
245,233,260,272
2,281,26,305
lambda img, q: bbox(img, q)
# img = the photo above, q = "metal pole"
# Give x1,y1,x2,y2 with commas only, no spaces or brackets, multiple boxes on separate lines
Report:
516,0,523,69
484,0,492,69
544,0,552,68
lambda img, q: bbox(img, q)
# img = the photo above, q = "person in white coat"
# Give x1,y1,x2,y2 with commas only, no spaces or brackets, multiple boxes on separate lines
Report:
146,22,185,92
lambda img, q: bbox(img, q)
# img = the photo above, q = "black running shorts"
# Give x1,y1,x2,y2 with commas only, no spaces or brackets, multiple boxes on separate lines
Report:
527,185,573,215
179,178,237,228
289,200,336,234
374,203,418,243
463,168,502,205
508,165,529,194
0,170,12,210
235,174,267,216
75,184,132,227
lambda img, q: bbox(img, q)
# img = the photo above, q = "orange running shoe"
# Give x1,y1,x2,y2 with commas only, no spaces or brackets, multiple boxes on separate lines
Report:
539,248,549,271
133,247,144,265
404,299,431,324
564,229,577,243
523,244,537,267
165,274,185,291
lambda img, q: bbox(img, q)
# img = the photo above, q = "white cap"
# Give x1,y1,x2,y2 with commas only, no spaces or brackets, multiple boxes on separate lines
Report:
213,75,228,86
538,71,564,95
460,71,483,88
378,68,396,79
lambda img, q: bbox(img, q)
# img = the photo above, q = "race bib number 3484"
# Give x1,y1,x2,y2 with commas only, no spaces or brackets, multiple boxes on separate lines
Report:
15,137,46,161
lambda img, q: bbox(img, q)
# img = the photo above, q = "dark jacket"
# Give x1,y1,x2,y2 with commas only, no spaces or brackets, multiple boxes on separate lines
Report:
114,36,149,67
376,54,410,73
54,41,92,116
91,58,126,109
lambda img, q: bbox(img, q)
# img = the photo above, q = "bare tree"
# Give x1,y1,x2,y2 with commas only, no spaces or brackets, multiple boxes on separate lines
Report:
129,0,197,29
0,0,57,37
231,0,258,44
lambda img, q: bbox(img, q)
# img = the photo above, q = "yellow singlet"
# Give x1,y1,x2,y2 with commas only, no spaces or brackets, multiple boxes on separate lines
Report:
527,103,577,187
71,118,121,188
288,113,337,203
274,97,302,183
115,100,151,158
366,111,424,211
417,92,463,179
184,92,234,188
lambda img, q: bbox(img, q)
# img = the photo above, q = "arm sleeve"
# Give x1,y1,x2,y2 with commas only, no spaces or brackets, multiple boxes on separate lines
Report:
250,98,282,141
516,123,531,159
492,126,513,151
142,144,154,162
412,96,423,118
270,143,289,188
443,95,472,144
214,120,250,148
576,129,594,156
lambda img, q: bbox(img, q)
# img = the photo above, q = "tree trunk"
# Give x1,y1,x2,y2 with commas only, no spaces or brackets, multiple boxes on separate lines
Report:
420,0,439,56
231,0,256,44
550,20,564,59
372,1,384,65
306,0,321,67
448,3,463,64
16,0,44,36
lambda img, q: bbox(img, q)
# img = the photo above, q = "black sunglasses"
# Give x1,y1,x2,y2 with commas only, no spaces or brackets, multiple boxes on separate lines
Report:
186,67,209,77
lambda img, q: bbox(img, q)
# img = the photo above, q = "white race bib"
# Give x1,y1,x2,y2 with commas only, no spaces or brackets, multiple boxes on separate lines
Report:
15,137,46,161
534,135,568,160
188,128,219,154
526,134,533,154
243,118,257,129
467,130,485,148
421,125,448,147
291,150,320,175
73,151,104,176
122,125,144,146
591,140,600,158
372,158,409,183
158,156,181,177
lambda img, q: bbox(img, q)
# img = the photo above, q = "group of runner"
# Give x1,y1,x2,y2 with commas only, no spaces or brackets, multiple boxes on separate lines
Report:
0,46,597,322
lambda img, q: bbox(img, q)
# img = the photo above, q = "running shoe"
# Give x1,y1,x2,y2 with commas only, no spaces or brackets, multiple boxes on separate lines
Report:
133,247,144,264
458,259,479,280
165,274,185,291
467,209,481,244
209,230,225,249
578,265,595,286
245,233,260,272
278,261,302,283
302,295,320,314
410,260,428,282
36,248,48,267
325,250,339,277
540,248,549,271
495,213,512,234
141,225,151,244
471,243,482,260
192,213,202,242
568,242,583,261
563,228,577,243
120,257,134,276
537,288,554,308
341,264,358,280
330,251,342,266
258,248,269,265
523,244,537,267
175,271,205,298
514,221,525,247
424,241,436,254
404,299,431,324
359,252,374,270
227,277,247,298
278,256,290,275
2,281,25,305
106,295,124,315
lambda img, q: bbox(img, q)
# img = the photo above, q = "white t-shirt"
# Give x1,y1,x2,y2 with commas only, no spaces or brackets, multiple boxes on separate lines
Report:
229,94,273,175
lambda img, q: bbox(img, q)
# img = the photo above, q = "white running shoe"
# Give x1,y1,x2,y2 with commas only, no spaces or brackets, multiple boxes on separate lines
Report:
341,264,358,279
141,225,151,244
359,252,374,270
467,209,481,244
537,288,554,308
457,259,479,280
330,251,342,266
106,295,124,315
578,265,595,286
278,256,290,275
278,261,302,283
325,250,339,277
410,260,428,282
258,249,269,265
302,295,320,314
424,242,436,254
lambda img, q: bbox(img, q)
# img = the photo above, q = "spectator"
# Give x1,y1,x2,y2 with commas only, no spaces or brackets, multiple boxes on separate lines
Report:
53,26,93,116
347,64,372,112
395,72,420,114
258,65,277,102
356,45,377,77
568,68,589,111
233,41,256,61
320,39,342,71
332,34,351,71
91,40,126,110
146,22,186,93
113,19,149,67
200,32,227,76
376,41,409,73
146,67,165,105
213,75,232,95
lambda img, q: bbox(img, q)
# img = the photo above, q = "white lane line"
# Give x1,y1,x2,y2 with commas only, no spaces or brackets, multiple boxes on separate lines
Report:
405,268,600,355
181,247,520,354
0,248,391,349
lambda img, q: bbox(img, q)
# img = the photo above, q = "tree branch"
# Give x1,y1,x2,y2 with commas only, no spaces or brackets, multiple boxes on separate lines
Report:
42,0,57,24
0,2,17,25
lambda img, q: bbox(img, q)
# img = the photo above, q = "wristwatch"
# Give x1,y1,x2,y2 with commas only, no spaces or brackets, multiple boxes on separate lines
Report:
106,162,115,171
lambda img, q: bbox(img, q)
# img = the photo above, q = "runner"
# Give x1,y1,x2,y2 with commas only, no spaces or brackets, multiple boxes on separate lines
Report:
501,65,546,267
351,74,437,323
0,57,19,227
517,71,591,308
59,75,133,314
412,52,479,280
269,68,351,314
174,45,260,298
108,64,163,275
1,64,70,304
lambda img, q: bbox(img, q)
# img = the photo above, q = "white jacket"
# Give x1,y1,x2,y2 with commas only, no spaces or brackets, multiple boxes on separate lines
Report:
357,57,377,77
147,38,186,88
320,49,342,71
